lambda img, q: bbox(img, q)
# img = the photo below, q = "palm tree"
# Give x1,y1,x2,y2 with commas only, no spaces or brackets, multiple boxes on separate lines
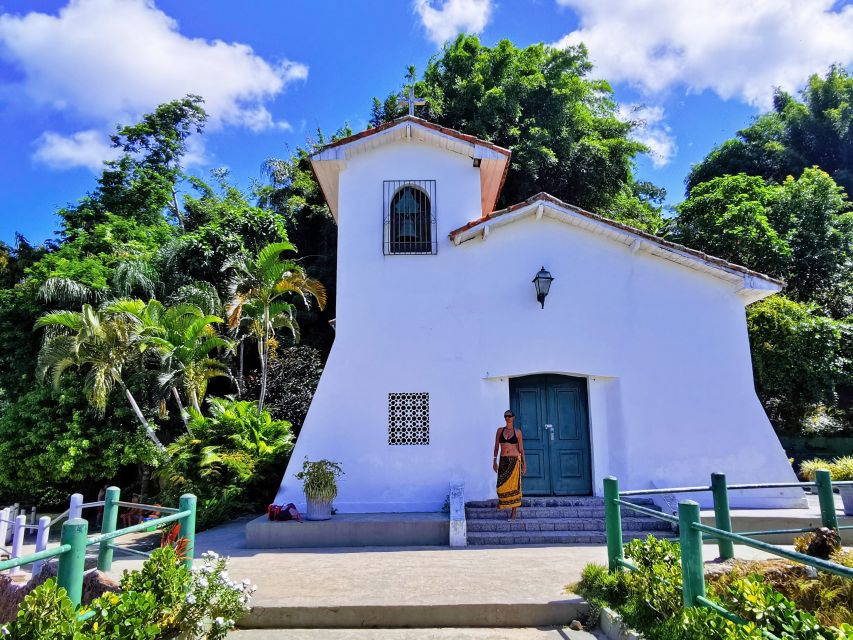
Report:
226,242,326,412
35,303,168,455
107,299,233,421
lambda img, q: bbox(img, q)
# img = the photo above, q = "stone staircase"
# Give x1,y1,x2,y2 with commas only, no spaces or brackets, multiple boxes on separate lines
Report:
465,496,674,546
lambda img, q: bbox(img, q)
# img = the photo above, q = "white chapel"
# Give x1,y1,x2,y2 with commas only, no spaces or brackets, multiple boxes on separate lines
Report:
274,115,804,513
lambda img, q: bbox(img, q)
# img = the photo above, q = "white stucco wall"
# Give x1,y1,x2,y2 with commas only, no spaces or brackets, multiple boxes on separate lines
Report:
275,139,803,512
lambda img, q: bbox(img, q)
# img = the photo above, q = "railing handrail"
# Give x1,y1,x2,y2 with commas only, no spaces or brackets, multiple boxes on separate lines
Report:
88,509,190,546
603,471,850,637
0,544,71,572
619,479,853,496
0,488,196,612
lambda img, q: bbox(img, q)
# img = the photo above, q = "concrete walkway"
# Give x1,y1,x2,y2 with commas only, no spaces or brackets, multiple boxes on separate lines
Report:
98,516,787,630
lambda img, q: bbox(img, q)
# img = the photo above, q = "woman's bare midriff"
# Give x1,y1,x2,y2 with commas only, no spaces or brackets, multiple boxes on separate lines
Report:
499,443,520,458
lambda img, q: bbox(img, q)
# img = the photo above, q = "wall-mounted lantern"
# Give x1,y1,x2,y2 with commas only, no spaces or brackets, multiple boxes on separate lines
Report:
532,266,554,309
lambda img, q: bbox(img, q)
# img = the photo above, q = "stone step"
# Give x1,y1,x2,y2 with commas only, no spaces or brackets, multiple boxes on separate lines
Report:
242,599,589,629
465,496,655,509
466,507,610,519
466,517,672,533
466,530,675,546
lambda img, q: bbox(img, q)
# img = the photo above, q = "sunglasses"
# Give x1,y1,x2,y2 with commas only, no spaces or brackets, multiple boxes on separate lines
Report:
504,413,514,418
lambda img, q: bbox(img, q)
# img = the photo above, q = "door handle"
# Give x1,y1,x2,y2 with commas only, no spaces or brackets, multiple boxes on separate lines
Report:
544,424,554,441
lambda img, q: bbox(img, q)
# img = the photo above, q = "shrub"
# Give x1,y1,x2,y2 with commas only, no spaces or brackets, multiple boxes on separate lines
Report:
800,456,853,481
793,528,842,560
158,398,293,527
3,548,255,640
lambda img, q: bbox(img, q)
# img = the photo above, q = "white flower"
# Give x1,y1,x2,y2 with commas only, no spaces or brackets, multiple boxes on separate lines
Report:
1,625,9,636
186,593,196,605
197,576,208,588
214,617,225,627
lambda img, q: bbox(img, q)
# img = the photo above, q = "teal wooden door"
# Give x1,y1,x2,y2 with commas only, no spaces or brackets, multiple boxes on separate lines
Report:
509,375,592,496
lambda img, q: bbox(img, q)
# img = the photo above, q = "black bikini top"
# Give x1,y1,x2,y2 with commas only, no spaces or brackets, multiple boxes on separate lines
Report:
499,427,518,444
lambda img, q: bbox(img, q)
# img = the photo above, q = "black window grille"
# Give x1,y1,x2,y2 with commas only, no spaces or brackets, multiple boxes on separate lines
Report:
383,180,437,255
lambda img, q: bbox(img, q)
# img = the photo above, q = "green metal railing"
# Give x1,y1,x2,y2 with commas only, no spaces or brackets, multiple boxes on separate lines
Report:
0,487,196,611
604,471,853,638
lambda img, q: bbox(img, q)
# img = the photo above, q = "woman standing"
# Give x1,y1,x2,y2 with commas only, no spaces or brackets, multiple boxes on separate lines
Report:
493,409,526,520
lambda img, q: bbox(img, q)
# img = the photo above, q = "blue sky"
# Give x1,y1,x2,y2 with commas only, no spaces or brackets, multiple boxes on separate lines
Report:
1,0,852,246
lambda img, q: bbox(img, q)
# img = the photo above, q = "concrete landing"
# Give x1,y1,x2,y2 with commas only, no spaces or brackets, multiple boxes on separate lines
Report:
245,512,448,548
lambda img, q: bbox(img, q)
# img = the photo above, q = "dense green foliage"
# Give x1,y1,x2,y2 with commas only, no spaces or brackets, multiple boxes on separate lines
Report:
4,548,253,639
573,537,851,639
158,398,293,528
370,36,665,232
688,67,853,198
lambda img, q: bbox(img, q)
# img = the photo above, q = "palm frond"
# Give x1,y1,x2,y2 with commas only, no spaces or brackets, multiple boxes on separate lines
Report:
37,278,96,306
112,259,159,298
34,310,83,332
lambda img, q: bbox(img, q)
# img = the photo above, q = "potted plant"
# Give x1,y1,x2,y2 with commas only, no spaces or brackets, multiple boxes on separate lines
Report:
800,456,853,516
295,458,344,521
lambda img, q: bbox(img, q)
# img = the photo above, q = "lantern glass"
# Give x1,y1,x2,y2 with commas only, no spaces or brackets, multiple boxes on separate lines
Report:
532,267,554,308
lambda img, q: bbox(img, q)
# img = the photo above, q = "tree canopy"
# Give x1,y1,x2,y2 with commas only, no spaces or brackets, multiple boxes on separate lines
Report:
687,66,853,198
370,35,665,233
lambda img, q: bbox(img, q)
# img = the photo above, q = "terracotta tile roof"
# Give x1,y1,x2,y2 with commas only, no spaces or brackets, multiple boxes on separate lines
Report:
449,192,784,287
310,115,512,158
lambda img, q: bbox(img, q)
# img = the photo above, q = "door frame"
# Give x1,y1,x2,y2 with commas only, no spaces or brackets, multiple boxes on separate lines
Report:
508,373,594,496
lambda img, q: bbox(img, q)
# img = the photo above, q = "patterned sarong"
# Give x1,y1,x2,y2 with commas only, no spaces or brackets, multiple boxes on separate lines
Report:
497,456,522,509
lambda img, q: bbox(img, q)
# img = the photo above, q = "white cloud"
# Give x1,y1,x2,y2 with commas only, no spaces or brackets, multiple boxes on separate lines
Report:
554,0,853,107
33,130,121,172
617,104,676,168
415,0,493,46
0,0,308,169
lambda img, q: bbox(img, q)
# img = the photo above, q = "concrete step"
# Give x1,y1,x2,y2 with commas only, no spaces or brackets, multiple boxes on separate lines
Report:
465,497,655,508
466,517,672,533
231,627,601,638
466,507,608,519
466,530,676,546
242,598,589,629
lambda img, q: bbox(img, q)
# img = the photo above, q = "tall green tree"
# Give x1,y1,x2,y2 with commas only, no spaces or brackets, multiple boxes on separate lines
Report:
688,66,853,198
370,35,662,230
35,303,168,455
226,243,326,412
674,168,853,318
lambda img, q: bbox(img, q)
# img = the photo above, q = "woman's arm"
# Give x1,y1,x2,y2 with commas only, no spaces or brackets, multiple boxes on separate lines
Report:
493,429,500,472
517,430,526,473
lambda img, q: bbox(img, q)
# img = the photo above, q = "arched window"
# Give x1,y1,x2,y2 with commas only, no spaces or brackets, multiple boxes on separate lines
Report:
384,180,436,255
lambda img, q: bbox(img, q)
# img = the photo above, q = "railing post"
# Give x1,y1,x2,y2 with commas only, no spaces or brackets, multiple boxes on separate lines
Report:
604,477,624,572
678,500,706,608
178,494,197,569
57,518,88,609
711,472,734,561
815,469,838,530
0,507,9,548
98,486,120,572
9,514,26,576
31,516,52,577
69,493,84,520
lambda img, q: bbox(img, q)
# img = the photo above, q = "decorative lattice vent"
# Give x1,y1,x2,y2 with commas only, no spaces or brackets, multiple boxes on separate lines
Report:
388,392,430,445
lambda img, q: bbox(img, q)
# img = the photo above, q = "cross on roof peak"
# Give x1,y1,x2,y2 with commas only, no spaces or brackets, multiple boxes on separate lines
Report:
399,84,426,117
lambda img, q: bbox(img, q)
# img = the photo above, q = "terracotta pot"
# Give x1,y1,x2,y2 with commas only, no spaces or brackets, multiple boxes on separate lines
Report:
838,485,853,516
305,498,332,521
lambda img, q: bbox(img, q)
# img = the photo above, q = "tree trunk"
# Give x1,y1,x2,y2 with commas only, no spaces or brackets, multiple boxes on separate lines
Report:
121,383,169,458
237,340,244,396
258,310,269,413
190,387,202,414
171,387,192,436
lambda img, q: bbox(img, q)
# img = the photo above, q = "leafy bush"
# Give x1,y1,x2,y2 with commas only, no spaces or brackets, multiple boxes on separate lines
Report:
793,528,842,560
3,547,254,639
800,456,853,481
573,536,851,639
158,398,293,527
